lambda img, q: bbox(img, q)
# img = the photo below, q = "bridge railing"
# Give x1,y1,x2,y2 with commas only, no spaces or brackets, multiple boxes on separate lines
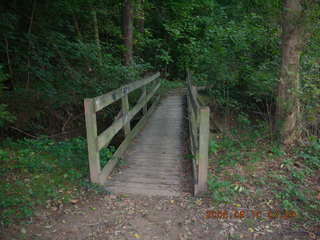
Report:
186,70,210,195
84,72,161,184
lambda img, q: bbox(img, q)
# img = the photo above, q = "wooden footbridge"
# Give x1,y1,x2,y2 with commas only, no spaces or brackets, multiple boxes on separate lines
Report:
84,71,210,196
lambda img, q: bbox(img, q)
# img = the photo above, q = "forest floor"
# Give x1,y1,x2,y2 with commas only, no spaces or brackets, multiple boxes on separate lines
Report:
1,190,318,240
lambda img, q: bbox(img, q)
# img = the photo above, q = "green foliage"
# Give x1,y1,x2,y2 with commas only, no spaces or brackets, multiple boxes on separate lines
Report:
210,122,270,169
208,175,247,203
0,137,115,225
158,79,185,94
299,138,320,169
209,114,320,225
272,150,319,222
0,1,151,133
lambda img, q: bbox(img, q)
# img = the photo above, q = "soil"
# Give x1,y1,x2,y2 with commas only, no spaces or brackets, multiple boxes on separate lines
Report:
1,192,316,240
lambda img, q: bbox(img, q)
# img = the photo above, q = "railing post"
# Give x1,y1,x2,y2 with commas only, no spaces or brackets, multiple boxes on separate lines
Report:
121,88,131,136
197,106,210,194
142,86,147,115
84,98,101,184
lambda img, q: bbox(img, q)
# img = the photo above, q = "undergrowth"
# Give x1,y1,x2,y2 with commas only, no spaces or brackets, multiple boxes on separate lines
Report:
208,114,320,227
0,137,115,226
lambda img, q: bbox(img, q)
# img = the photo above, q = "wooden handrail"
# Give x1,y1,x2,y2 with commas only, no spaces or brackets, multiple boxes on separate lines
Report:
186,70,210,196
94,72,160,112
84,72,161,184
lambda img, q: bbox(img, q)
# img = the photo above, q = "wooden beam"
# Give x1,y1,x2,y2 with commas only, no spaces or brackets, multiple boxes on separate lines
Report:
196,106,210,195
122,93,131,136
142,86,147,115
84,98,101,183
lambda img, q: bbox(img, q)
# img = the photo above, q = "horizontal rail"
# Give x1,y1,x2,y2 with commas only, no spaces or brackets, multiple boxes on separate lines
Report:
97,80,161,150
94,72,160,112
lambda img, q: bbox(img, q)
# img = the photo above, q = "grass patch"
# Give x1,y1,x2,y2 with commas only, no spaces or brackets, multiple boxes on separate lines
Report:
0,137,115,226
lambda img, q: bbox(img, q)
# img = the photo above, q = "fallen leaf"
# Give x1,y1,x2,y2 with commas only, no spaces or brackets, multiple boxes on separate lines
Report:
248,228,254,233
133,233,141,239
70,199,79,204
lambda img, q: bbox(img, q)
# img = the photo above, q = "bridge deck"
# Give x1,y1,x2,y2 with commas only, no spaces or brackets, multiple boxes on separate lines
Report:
105,94,192,196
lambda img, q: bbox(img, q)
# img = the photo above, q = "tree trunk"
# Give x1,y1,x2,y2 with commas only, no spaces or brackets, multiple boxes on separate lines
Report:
26,0,37,89
92,9,102,66
123,0,134,66
137,0,144,33
72,13,83,41
276,0,304,145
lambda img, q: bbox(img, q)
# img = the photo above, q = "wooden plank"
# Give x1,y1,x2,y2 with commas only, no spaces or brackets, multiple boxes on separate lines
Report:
105,186,181,196
122,161,182,169
118,165,182,173
126,157,184,163
121,94,131,135
128,152,183,158
128,144,185,150
196,106,210,195
94,72,160,112
112,172,182,181
97,81,161,150
99,95,161,183
105,181,184,191
120,168,182,177
84,99,101,183
109,176,182,185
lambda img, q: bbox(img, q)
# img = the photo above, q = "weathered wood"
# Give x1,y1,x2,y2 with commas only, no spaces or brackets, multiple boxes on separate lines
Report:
142,85,147,115
97,81,161,150
196,106,210,195
105,95,191,196
188,85,200,113
111,176,182,185
186,69,210,196
94,72,160,112
99,95,160,183
105,181,184,191
121,94,131,135
105,186,181,197
84,99,101,183
115,173,182,182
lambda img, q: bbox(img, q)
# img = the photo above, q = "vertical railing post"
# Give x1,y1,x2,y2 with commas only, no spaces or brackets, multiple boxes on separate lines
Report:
121,87,131,136
84,98,101,184
197,106,210,194
142,85,147,115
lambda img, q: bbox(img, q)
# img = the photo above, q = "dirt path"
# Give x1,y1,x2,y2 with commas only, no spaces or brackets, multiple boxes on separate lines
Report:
1,192,313,240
